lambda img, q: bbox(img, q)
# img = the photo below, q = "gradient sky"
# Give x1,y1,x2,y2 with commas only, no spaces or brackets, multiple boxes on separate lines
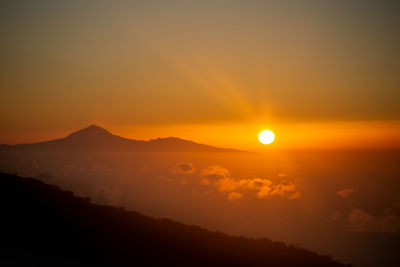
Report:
1,0,400,149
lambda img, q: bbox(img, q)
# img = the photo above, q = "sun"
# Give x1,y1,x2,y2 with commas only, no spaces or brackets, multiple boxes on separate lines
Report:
258,130,275,144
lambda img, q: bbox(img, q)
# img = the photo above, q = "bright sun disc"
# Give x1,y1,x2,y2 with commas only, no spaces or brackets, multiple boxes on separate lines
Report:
258,130,275,144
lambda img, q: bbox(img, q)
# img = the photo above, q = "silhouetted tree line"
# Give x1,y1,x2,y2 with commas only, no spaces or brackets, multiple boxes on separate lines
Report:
0,172,351,266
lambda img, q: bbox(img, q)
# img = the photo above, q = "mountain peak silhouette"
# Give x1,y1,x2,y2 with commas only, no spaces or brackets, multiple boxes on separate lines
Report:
66,124,114,139
1,125,245,152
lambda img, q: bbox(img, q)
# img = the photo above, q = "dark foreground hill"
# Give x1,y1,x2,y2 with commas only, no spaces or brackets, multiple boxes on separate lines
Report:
0,172,350,266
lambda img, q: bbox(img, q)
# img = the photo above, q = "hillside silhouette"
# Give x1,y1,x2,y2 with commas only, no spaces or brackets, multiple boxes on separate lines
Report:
0,172,351,266
0,124,244,152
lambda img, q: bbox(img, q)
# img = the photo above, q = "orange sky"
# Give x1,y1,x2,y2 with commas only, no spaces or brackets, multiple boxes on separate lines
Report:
1,1,399,149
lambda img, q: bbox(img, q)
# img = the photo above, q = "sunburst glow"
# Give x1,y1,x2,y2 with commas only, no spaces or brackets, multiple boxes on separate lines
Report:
258,130,275,144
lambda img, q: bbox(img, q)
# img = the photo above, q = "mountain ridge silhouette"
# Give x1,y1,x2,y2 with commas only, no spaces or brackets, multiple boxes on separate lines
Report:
0,124,245,152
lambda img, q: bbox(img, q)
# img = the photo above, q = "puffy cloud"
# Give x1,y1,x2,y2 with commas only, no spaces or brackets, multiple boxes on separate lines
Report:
348,209,400,234
269,181,300,200
256,185,272,199
227,192,243,201
213,177,272,193
200,165,300,201
337,188,355,198
238,178,272,191
171,162,195,175
215,177,238,192
200,165,230,182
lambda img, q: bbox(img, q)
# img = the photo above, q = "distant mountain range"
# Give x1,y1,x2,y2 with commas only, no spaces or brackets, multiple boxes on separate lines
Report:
0,172,351,266
0,124,244,153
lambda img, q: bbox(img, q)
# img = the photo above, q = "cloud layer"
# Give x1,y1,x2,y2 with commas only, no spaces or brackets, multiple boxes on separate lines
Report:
200,165,300,201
